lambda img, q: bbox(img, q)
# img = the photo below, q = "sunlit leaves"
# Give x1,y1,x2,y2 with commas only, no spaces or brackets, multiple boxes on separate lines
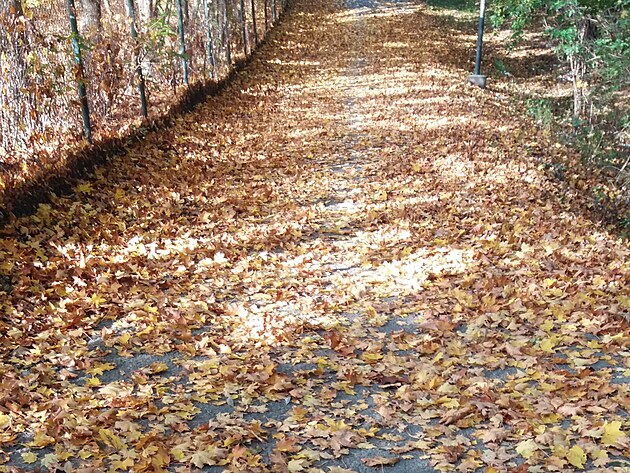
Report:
191,449,220,468
0,414,9,429
515,439,539,459
20,452,38,464
0,0,629,472
602,420,627,447
566,445,587,469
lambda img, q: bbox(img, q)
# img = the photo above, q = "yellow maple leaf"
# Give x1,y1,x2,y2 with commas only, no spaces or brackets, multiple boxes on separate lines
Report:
21,452,38,464
99,428,125,449
171,447,186,462
602,420,624,446
78,449,93,460
89,293,107,307
112,457,135,470
118,332,131,345
540,319,554,332
148,362,169,374
361,352,383,363
591,447,609,468
56,451,72,462
288,458,308,472
515,439,539,459
27,431,55,448
86,362,116,376
76,183,93,194
539,336,557,353
0,413,10,428
86,377,101,387
566,445,586,469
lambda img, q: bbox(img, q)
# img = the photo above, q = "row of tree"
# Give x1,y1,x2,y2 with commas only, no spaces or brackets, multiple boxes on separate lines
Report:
0,0,284,154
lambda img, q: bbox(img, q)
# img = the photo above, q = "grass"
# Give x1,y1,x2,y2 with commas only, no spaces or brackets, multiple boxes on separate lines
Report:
424,0,477,13
423,0,478,24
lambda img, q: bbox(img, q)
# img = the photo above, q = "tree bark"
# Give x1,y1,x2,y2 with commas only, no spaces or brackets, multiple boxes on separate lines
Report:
571,17,597,118
183,0,189,25
239,0,247,55
223,0,232,66
79,0,102,38
0,0,29,149
251,0,257,45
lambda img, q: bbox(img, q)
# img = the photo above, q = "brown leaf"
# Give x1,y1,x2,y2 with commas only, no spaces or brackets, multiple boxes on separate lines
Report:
361,456,400,467
440,405,475,425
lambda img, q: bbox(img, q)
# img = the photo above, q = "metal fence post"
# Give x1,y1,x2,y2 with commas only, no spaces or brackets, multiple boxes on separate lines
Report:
66,0,92,143
467,0,487,88
126,0,148,117
176,0,189,85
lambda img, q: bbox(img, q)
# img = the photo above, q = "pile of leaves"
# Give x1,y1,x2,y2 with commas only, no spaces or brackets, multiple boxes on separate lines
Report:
0,0,629,471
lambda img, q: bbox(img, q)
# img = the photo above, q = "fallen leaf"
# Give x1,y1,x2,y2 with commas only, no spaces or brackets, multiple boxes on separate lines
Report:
566,445,586,469
288,458,308,472
21,452,38,464
515,439,539,459
361,456,400,467
0,413,10,428
191,450,217,468
601,420,625,446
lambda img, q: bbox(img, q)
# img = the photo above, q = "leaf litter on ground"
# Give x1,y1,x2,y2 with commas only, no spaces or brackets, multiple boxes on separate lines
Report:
0,0,629,472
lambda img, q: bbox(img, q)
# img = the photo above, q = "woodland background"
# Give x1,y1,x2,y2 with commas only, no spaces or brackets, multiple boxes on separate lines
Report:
489,0,629,230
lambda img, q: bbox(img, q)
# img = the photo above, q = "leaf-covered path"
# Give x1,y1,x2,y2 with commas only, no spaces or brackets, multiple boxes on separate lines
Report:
1,0,629,471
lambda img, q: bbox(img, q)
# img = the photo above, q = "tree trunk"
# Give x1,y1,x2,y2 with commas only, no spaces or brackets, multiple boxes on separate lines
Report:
239,0,247,55
571,17,597,119
223,0,232,66
0,0,29,149
263,0,268,31
137,0,154,22
79,0,102,36
251,0,257,45
570,54,587,118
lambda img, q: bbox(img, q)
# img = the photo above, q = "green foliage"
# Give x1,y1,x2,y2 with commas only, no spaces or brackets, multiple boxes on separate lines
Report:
424,0,476,11
492,58,510,76
526,97,554,128
579,0,620,13
491,0,629,224
592,9,630,86
144,8,181,79
491,0,629,62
